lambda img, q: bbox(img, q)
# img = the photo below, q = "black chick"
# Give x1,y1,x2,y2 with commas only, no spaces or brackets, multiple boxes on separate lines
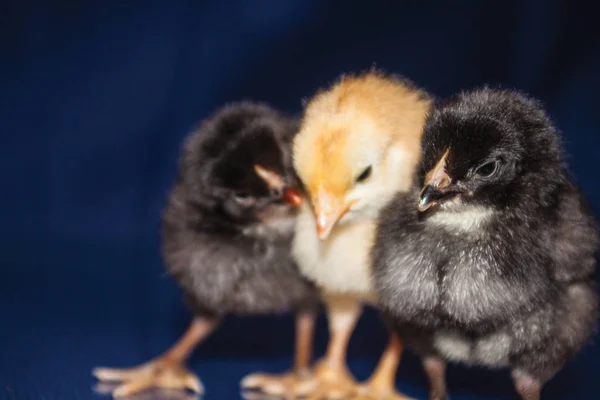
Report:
372,89,598,400
93,102,320,398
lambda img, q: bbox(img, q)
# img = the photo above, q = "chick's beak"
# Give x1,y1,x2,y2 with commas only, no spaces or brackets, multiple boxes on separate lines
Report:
418,149,452,212
254,164,303,207
313,187,351,240
419,185,447,212
282,187,303,206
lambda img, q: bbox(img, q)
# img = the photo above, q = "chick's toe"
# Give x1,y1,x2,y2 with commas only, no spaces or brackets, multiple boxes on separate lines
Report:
241,370,316,398
94,360,203,398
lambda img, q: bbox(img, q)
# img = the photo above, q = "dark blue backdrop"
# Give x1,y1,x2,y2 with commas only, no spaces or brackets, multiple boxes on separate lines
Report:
1,1,599,399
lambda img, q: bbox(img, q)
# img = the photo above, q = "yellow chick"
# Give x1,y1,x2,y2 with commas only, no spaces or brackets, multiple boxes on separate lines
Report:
293,71,431,399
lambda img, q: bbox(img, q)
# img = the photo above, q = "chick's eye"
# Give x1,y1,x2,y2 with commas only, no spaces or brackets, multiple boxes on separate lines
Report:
475,161,497,178
233,192,255,205
356,166,372,183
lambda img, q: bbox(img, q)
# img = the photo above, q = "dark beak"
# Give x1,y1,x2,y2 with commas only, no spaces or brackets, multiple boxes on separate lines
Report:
418,148,454,212
419,185,444,211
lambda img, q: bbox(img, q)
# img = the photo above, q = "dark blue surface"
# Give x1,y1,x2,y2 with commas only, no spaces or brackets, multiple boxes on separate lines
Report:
1,1,599,399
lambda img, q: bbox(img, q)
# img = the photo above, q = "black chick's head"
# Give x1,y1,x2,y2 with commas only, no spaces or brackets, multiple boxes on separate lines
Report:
418,88,565,213
181,102,302,226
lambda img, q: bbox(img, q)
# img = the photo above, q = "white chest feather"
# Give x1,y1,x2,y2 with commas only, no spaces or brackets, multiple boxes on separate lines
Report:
433,329,511,367
427,205,493,233
292,203,376,297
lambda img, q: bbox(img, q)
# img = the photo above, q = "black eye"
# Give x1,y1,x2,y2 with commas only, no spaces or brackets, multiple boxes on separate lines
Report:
356,166,372,182
475,161,497,177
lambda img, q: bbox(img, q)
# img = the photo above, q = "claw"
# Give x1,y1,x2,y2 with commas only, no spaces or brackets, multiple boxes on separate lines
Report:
93,360,203,398
93,366,146,382
241,371,317,398
113,379,151,398
351,382,414,400
184,374,204,394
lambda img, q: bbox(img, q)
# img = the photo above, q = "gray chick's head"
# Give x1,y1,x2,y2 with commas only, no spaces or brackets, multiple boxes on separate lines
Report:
418,88,565,213
181,102,303,225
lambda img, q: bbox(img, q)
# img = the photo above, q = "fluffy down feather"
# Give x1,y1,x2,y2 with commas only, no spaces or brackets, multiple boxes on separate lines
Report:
163,102,319,316
372,89,598,400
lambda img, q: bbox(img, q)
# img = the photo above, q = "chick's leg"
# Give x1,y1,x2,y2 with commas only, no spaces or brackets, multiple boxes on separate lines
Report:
241,311,317,397
293,311,316,373
422,356,448,400
512,370,541,400
93,317,218,398
305,294,362,399
355,331,413,400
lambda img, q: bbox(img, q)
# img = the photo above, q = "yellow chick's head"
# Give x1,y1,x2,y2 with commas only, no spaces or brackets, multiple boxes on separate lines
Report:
293,71,432,240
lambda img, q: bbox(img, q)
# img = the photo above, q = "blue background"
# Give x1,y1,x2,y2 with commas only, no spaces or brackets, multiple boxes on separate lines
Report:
1,1,599,399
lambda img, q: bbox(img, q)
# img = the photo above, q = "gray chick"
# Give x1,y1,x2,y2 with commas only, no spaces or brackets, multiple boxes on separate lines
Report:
372,89,598,400
93,102,320,398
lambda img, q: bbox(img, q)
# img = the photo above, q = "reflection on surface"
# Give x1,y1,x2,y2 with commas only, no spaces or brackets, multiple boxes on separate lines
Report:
94,383,202,400
241,390,284,400
95,383,290,400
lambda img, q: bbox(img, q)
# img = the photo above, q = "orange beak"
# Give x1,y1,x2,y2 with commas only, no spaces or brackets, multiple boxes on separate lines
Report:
254,164,303,207
282,187,303,206
312,187,352,240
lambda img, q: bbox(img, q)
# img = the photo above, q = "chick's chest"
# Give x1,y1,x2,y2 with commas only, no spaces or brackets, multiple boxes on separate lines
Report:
292,206,376,296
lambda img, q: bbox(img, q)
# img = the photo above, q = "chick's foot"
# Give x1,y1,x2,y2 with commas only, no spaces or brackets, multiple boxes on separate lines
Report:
303,360,413,400
241,369,316,398
353,381,413,400
93,359,203,398
296,359,362,400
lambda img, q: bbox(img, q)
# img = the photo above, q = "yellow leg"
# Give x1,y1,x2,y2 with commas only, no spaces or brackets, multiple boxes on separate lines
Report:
242,294,362,399
294,311,316,373
356,331,413,400
304,294,363,399
93,317,218,398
